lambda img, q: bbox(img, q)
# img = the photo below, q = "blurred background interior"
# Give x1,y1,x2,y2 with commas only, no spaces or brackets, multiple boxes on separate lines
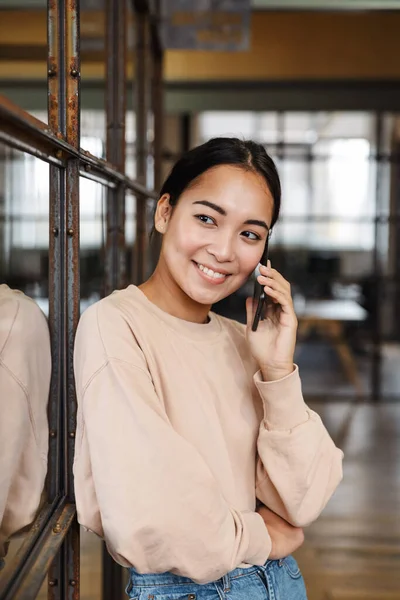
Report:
0,1,400,599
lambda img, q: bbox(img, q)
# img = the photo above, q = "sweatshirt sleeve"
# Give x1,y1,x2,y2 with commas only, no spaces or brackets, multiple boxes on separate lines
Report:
0,296,50,559
254,366,344,527
73,302,272,584
0,372,30,558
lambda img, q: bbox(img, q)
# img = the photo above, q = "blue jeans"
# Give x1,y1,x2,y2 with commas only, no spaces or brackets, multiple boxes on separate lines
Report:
126,556,308,599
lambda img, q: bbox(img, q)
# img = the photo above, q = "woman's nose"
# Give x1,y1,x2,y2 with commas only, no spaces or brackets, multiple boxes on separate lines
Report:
206,236,236,263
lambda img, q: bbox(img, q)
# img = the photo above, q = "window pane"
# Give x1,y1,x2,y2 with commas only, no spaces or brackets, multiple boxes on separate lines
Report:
284,112,317,144
80,178,106,311
198,111,256,140
257,112,279,144
275,221,375,250
312,139,374,219
280,160,310,218
3,148,49,252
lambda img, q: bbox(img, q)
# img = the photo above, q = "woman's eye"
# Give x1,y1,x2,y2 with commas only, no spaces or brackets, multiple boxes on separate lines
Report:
195,214,215,225
242,231,261,241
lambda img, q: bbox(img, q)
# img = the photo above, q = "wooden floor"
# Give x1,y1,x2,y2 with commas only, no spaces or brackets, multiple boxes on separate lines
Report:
295,402,400,600
36,401,400,600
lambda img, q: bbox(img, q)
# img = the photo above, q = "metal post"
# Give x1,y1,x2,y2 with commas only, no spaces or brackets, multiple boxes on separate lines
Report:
102,0,127,595
134,8,149,284
149,1,163,272
372,113,383,402
47,0,81,597
47,0,63,513
151,0,163,193
394,148,400,342
152,51,163,194
64,2,81,595
180,114,191,154
48,0,68,597
105,0,127,297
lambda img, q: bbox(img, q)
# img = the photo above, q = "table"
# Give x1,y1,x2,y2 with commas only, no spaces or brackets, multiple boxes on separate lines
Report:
295,299,368,396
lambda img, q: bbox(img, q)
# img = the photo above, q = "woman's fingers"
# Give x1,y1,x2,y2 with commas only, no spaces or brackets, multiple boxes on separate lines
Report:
257,276,292,306
259,264,291,291
262,286,290,310
257,274,297,323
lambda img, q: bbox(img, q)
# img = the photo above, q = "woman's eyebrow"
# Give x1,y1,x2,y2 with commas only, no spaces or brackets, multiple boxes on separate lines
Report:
192,200,226,215
192,200,269,232
244,219,269,232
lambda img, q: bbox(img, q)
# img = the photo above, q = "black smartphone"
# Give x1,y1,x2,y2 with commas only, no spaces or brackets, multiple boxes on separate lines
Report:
251,232,272,332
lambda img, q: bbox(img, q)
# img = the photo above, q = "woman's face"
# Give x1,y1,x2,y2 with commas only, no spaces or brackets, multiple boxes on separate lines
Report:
156,164,275,307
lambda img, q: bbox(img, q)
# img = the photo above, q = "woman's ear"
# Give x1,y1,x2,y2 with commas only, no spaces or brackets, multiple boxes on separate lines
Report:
154,194,172,234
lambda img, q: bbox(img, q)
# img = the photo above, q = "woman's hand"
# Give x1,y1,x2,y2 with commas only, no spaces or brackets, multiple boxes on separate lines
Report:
257,505,304,559
246,261,297,381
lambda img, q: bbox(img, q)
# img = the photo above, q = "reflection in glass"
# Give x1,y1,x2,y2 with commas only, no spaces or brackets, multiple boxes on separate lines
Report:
1,147,49,302
0,285,51,567
0,147,50,569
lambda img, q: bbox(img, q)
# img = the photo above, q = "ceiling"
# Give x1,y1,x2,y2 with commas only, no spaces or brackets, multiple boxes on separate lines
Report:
253,0,400,7
1,0,400,9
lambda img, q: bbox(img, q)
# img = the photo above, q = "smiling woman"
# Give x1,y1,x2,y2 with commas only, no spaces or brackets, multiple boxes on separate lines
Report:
142,138,280,321
149,164,273,310
73,137,343,600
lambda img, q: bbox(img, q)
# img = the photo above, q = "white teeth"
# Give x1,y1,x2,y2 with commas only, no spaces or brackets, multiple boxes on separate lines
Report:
197,263,226,279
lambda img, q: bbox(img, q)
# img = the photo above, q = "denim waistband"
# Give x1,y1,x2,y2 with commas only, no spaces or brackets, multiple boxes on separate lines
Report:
128,561,275,588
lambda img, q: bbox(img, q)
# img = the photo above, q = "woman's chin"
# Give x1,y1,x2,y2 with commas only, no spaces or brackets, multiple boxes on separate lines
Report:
183,283,232,307
174,269,243,306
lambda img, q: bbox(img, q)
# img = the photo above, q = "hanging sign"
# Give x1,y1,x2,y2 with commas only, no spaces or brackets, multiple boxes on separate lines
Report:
160,0,251,51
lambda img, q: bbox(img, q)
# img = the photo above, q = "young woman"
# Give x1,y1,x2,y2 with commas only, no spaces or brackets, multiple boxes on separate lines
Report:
73,138,343,600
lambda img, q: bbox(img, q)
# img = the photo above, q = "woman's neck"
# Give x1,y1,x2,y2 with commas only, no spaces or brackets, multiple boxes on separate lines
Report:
139,267,211,324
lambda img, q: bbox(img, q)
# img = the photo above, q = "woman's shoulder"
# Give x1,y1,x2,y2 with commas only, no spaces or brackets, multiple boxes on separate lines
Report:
76,286,149,352
79,286,144,327
74,287,151,385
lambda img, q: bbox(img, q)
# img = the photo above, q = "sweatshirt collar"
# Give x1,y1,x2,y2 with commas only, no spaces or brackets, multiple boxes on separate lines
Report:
125,285,222,342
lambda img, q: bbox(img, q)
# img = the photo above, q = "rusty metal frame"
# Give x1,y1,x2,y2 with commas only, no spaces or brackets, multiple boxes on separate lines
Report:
0,96,157,197
151,3,164,194
133,4,150,284
149,0,164,272
101,0,128,594
104,0,127,297
132,0,164,284
47,0,63,518
2,500,76,600
0,499,60,598
0,1,162,599
46,0,81,597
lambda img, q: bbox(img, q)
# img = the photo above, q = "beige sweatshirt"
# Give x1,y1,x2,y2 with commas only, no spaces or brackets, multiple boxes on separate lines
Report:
73,285,343,584
0,285,51,559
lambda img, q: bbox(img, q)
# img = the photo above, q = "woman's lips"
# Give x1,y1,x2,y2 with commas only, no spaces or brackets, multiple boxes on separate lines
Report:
192,261,229,285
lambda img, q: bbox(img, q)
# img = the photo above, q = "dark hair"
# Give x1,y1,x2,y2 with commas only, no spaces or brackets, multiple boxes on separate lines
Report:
152,137,281,238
